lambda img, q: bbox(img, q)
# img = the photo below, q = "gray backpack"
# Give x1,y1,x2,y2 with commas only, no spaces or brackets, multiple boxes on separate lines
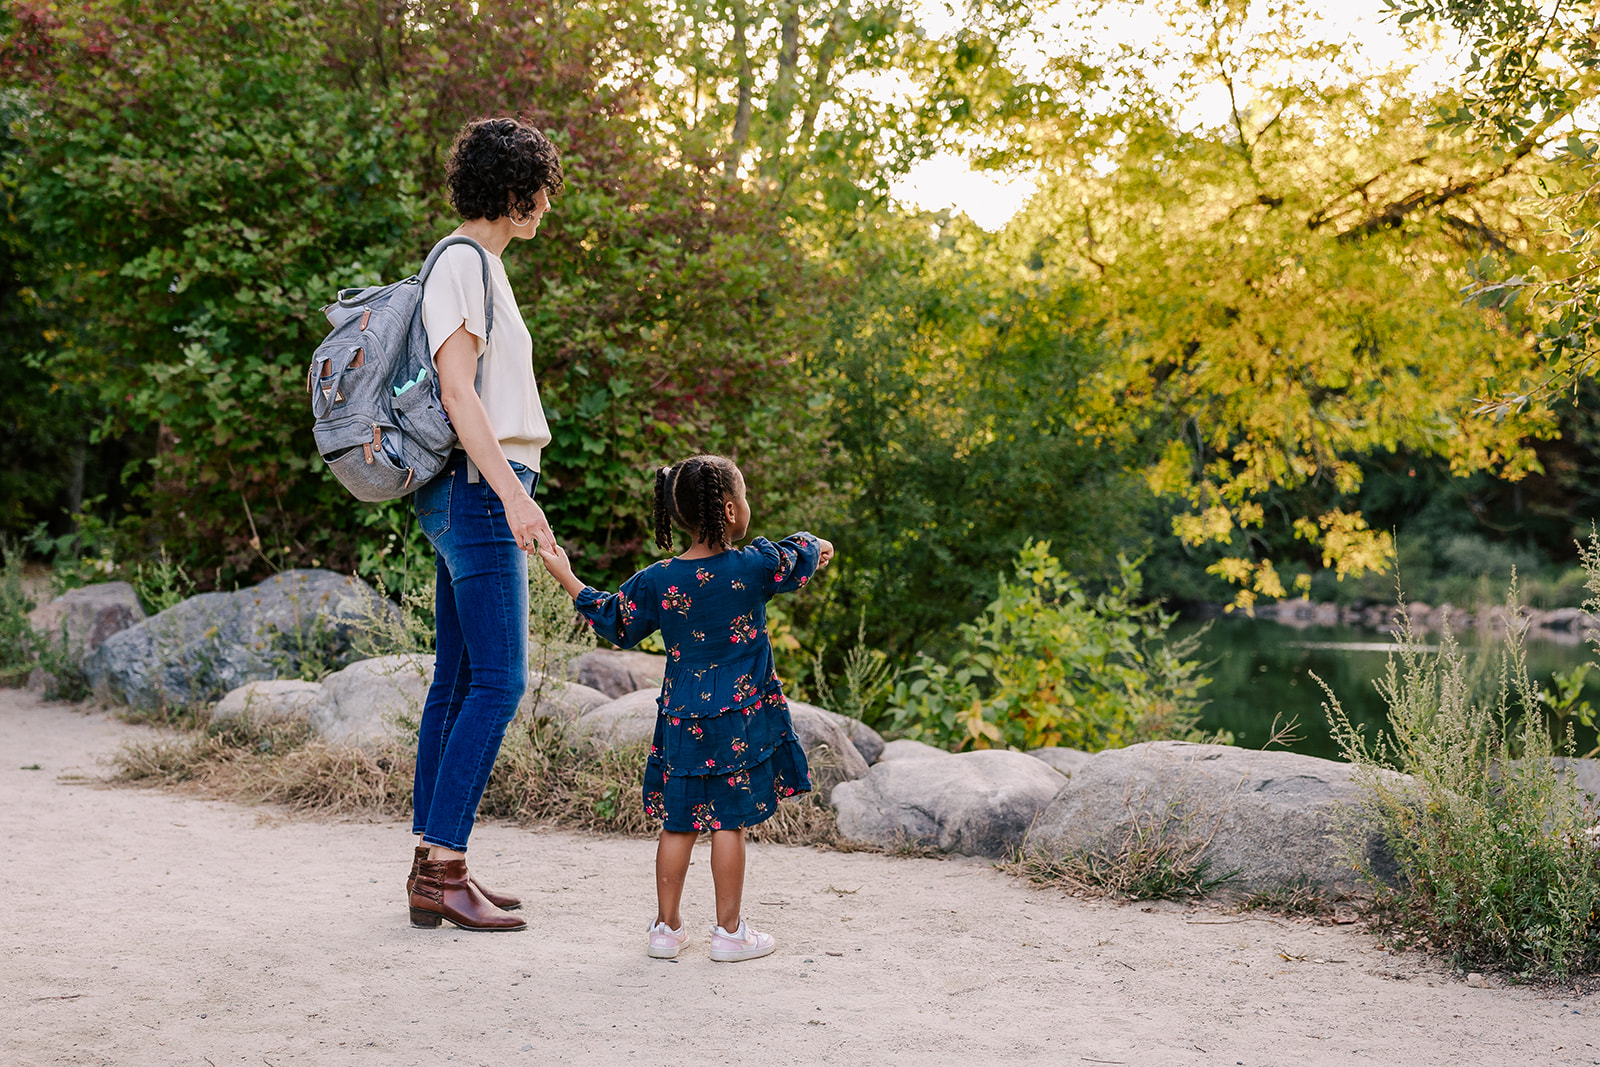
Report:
307,235,495,502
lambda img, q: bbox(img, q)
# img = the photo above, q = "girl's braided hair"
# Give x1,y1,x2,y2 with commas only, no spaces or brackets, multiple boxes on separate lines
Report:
653,455,741,551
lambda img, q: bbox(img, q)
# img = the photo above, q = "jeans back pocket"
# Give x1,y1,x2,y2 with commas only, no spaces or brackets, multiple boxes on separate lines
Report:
414,465,454,545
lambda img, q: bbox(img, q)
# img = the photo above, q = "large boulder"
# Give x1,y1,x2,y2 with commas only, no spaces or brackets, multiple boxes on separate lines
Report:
576,688,661,745
27,582,145,665
787,700,871,801
84,570,395,711
521,672,610,724
1023,741,1396,896
571,649,667,698
815,707,886,765
833,749,1067,858
211,679,324,723
878,738,952,762
1027,746,1094,777
305,654,433,747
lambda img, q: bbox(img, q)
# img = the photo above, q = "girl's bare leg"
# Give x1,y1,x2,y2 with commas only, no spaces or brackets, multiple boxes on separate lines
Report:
655,830,697,929
709,828,746,932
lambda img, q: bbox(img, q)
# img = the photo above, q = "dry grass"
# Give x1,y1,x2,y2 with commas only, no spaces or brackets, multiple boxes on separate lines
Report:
109,707,852,847
1002,802,1237,901
112,715,412,815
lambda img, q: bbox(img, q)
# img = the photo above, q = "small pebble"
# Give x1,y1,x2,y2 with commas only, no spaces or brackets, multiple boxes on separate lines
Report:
1466,973,1489,988
803,957,814,963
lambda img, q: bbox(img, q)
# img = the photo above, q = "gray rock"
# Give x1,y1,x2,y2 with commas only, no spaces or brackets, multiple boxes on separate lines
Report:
1027,746,1094,777
520,673,610,724
787,700,870,801
1023,741,1397,896
1556,757,1600,800
83,570,394,710
878,738,952,762
833,749,1067,858
212,679,324,723
27,582,145,664
577,688,659,745
305,654,433,747
572,649,667,698
816,707,886,765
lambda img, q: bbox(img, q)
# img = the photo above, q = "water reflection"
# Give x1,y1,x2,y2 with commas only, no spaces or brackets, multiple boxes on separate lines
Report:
1176,618,1600,761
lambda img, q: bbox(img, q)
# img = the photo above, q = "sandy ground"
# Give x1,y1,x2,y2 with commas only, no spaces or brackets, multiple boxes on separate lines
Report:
3,688,1597,1067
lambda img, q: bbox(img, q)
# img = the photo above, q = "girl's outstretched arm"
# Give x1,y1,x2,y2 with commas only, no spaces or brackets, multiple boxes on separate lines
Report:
539,543,660,649
756,532,833,598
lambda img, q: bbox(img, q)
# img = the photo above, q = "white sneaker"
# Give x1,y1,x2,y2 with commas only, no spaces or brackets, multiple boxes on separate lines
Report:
708,920,776,962
647,920,688,959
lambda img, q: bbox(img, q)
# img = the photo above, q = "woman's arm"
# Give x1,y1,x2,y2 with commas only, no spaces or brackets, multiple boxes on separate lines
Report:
435,324,554,553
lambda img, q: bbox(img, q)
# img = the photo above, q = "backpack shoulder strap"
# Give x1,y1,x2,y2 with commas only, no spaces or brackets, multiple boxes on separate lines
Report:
417,235,496,338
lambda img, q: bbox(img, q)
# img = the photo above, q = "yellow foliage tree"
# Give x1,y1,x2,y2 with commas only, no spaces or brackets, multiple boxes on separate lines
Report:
1002,0,1559,606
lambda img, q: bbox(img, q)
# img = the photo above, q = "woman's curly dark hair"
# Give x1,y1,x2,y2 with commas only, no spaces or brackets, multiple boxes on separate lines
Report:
445,117,565,222
654,455,742,552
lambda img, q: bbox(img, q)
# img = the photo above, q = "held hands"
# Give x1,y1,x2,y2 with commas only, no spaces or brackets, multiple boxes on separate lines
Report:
537,541,585,599
507,492,555,555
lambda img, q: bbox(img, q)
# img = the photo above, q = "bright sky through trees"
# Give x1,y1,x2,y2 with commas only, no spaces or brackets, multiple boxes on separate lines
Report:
892,0,1457,229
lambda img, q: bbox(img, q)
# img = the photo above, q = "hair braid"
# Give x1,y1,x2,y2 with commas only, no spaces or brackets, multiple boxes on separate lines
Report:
653,465,675,550
697,461,728,551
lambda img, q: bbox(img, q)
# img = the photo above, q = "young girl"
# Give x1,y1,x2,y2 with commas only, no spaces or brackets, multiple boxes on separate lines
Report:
538,454,832,962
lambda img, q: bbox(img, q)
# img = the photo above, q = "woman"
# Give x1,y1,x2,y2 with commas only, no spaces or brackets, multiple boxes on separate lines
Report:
405,116,562,932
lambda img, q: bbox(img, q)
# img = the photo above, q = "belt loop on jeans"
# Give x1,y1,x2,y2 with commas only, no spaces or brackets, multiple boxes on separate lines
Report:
466,457,480,484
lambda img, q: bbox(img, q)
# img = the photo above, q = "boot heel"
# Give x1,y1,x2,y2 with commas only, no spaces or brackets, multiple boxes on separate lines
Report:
410,907,442,928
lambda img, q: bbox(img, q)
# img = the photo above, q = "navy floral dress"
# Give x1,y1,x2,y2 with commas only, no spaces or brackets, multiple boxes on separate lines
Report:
574,534,822,833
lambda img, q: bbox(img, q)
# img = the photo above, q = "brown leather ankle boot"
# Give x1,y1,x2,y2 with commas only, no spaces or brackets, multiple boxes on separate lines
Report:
409,858,527,931
407,846,522,911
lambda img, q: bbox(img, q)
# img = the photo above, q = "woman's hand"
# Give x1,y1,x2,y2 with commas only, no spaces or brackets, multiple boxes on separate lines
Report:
506,491,555,554
816,538,835,569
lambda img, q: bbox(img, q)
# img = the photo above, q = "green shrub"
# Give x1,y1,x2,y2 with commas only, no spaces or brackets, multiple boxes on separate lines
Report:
1325,576,1600,978
0,540,35,685
883,542,1214,751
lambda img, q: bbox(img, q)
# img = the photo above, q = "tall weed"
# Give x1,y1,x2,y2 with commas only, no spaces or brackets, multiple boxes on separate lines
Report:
1326,577,1600,978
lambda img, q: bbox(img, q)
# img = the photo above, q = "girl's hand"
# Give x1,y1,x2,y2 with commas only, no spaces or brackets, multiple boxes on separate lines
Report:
538,542,585,599
507,492,555,554
816,538,835,569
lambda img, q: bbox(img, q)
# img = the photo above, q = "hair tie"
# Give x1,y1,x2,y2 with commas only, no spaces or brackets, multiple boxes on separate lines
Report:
660,465,673,476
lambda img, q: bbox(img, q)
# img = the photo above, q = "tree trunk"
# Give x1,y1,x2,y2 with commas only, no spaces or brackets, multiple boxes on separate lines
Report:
762,0,803,178
724,0,754,180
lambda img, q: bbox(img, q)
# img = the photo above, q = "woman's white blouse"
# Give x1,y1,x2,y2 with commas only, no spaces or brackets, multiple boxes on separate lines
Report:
421,242,552,470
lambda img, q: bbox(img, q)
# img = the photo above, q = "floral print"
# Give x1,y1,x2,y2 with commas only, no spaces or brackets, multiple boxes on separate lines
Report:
695,567,715,585
661,585,692,616
729,612,759,644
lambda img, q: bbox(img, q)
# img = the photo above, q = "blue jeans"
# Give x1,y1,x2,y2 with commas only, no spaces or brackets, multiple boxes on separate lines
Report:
411,454,538,852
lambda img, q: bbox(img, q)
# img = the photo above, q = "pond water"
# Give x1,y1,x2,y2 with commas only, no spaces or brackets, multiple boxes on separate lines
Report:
1178,618,1600,761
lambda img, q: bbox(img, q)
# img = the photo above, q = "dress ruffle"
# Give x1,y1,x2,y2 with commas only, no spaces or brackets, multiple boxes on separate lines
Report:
653,684,795,777
644,738,812,832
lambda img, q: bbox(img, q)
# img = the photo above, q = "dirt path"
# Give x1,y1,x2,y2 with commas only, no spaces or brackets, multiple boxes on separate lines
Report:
3,688,1595,1066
